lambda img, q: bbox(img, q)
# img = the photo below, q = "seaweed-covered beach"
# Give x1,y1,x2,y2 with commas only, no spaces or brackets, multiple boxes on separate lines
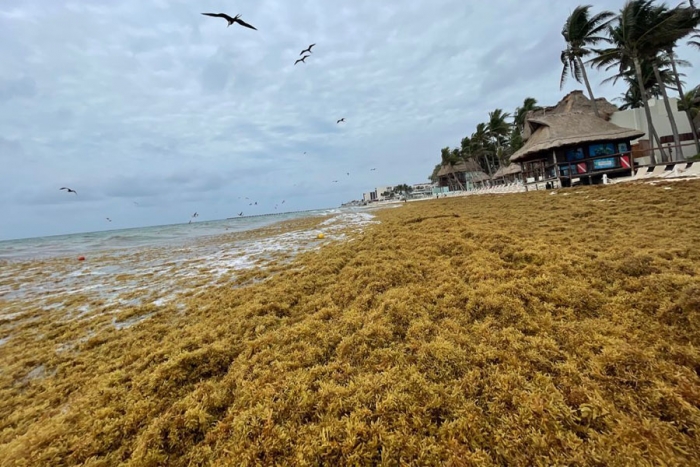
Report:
2,181,700,465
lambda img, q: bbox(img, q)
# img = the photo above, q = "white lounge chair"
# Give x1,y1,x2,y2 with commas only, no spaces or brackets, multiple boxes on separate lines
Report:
680,162,700,177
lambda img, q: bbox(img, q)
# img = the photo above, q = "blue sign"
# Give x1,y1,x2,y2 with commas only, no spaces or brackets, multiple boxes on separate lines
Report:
566,147,585,162
589,143,616,157
593,157,617,170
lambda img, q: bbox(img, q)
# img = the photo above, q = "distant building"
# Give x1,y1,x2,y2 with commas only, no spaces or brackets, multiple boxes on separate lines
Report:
609,97,698,164
362,191,377,203
375,186,394,201
411,183,433,198
492,164,522,184
436,159,490,191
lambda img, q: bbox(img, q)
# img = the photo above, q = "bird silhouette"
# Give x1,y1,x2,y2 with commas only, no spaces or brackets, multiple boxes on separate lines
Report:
346,172,350,176
300,43,316,55
60,187,77,194
295,55,310,65
106,218,112,222
201,13,257,30
336,118,345,124
238,212,243,216
332,180,338,183
370,168,376,171
282,200,285,204
192,212,198,218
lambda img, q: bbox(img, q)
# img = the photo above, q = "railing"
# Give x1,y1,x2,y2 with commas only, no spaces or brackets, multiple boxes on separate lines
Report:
557,151,634,179
633,140,699,164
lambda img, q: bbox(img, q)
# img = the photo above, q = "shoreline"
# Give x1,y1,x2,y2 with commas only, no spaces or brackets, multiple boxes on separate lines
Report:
2,180,700,465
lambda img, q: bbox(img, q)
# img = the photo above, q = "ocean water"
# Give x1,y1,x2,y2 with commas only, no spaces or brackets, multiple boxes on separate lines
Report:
0,208,349,261
0,208,382,328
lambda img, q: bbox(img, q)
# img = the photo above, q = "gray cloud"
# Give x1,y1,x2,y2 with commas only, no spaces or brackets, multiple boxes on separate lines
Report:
0,76,37,102
1,0,699,240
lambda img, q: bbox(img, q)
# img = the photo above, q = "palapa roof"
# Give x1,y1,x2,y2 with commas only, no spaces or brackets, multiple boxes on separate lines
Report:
523,91,618,139
493,163,522,179
510,113,645,162
436,158,485,178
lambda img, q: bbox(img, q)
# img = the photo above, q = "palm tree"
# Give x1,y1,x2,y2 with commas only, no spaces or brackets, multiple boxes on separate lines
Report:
687,0,699,49
662,3,700,153
616,86,645,110
590,1,692,163
429,163,442,183
648,4,699,159
440,147,464,191
606,55,687,157
677,85,700,120
560,5,615,118
690,32,700,49
602,55,679,95
487,109,511,151
470,123,496,179
514,97,541,132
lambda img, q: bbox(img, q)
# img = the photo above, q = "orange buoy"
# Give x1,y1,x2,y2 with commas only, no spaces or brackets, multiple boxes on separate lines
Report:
317,233,325,239
78,256,86,261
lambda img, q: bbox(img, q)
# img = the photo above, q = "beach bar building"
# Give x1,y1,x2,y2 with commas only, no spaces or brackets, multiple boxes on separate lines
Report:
436,159,491,191
510,91,645,189
492,164,522,185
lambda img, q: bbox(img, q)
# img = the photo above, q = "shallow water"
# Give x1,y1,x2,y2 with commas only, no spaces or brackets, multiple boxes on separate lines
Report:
0,208,353,261
0,209,380,328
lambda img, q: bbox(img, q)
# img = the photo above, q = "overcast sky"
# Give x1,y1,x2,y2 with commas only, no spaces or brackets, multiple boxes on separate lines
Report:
1,0,698,240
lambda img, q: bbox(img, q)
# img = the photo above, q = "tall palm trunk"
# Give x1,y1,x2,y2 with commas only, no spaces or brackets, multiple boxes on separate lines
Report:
668,51,700,154
577,57,600,118
653,63,682,161
634,57,665,165
449,165,465,191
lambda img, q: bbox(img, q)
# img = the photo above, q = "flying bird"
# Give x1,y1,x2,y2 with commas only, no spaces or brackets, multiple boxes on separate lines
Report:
295,55,310,65
332,180,338,183
282,200,285,204
201,13,257,30
60,187,77,194
192,212,198,218
336,118,345,124
106,218,112,222
300,43,316,55
346,172,350,176
370,168,376,171
238,212,243,216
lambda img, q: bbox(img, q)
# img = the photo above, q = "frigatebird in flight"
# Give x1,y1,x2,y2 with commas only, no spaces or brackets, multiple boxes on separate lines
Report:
300,44,316,55
295,55,310,65
201,13,257,30
336,118,345,124
60,187,77,194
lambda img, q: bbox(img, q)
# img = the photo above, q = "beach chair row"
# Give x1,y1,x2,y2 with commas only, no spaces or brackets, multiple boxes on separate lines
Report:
629,162,700,181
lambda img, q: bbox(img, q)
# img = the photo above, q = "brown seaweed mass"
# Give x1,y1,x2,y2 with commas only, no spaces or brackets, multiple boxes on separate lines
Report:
2,180,700,466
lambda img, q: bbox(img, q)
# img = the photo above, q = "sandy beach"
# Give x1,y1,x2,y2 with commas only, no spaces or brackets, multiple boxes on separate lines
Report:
2,180,700,465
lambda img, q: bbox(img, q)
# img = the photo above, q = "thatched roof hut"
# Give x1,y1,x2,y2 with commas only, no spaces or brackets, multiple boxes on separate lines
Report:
510,112,645,163
521,90,619,140
436,159,490,187
493,163,522,179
